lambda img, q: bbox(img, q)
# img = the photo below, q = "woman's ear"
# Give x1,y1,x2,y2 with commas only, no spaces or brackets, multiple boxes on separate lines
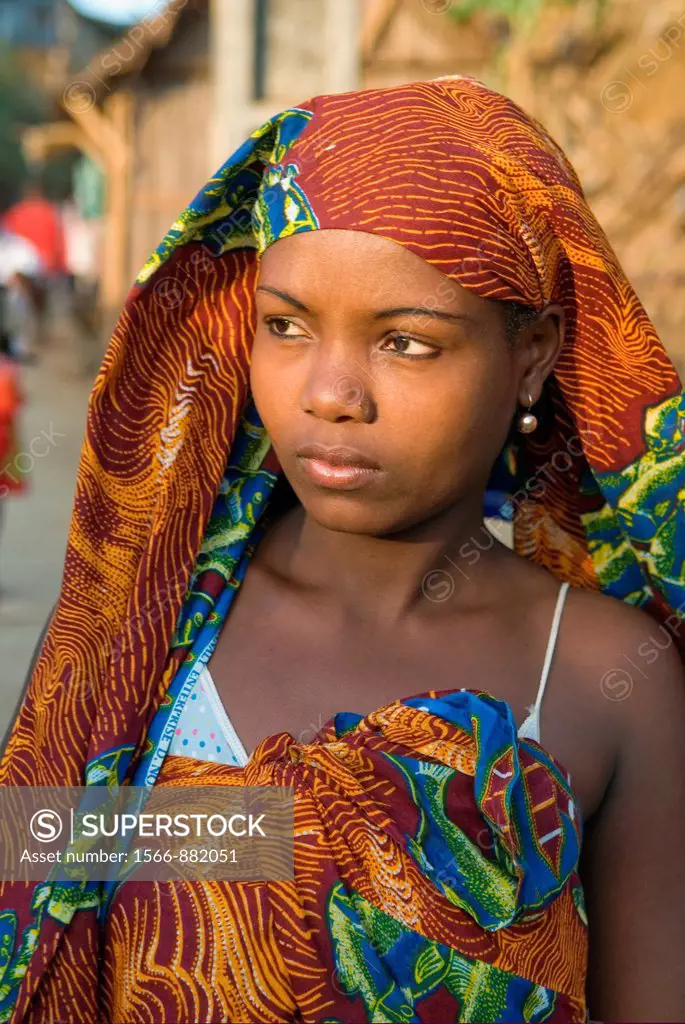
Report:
517,303,565,405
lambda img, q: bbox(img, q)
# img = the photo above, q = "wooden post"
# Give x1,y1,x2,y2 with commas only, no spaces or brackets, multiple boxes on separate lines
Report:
21,122,102,169
323,0,362,93
100,92,134,320
360,0,401,66
61,89,134,335
210,0,255,169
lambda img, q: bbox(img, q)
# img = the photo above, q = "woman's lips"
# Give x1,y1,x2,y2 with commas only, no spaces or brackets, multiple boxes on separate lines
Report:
297,457,381,490
295,444,382,491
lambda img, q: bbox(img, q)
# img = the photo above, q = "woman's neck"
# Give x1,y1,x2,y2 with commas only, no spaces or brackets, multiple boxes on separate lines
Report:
262,497,510,627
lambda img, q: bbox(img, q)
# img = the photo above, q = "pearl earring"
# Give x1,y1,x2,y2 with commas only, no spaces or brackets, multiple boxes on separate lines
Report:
518,393,538,434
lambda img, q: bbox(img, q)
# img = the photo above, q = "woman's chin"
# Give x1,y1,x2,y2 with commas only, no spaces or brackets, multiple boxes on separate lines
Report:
298,494,416,537
301,501,386,535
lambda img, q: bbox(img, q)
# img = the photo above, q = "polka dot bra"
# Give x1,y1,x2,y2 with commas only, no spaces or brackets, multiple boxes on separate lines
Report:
168,664,249,767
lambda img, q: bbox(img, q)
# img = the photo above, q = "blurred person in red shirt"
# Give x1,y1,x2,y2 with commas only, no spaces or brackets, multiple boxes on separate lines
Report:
1,181,66,277
1,181,68,358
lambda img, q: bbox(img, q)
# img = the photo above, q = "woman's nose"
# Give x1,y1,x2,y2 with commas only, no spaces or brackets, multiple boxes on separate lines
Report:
300,363,376,423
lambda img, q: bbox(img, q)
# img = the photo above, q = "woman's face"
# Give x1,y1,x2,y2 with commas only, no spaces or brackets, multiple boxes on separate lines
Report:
251,228,554,535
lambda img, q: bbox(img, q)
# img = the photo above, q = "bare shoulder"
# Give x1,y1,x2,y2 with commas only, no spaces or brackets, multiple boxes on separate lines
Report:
568,588,685,1021
560,584,685,739
535,582,685,822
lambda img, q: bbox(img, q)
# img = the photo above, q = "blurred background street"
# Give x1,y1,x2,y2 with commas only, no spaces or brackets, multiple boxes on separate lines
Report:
2,0,685,734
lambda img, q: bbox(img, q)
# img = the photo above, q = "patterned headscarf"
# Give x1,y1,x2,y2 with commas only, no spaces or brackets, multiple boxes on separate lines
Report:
1,77,683,1020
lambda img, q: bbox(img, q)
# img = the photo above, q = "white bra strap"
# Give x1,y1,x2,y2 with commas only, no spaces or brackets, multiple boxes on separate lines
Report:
530,581,570,717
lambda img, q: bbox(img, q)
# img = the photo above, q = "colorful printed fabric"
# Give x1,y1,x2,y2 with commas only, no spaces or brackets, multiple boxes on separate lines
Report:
106,688,586,1023
0,76,682,1022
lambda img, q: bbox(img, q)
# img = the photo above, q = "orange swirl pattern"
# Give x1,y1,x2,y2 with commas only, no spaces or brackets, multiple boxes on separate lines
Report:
0,76,681,1021
101,695,585,1022
0,248,262,1022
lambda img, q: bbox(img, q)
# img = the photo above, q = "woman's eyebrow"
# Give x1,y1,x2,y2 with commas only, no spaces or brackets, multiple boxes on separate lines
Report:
256,290,474,325
373,306,475,324
256,285,310,312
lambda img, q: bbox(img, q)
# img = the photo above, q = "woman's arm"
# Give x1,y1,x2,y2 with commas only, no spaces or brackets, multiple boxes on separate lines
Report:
583,628,685,1022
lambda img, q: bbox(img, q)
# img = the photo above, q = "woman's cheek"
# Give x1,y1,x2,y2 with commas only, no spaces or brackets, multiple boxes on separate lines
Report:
250,349,292,429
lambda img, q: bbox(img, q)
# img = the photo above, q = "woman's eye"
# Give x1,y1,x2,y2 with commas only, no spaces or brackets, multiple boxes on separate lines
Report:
265,317,304,338
382,334,438,359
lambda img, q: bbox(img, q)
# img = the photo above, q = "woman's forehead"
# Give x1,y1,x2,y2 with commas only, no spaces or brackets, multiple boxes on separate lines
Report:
257,228,484,314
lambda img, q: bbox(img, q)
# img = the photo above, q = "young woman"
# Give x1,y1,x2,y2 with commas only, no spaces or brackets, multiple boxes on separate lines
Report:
1,78,684,1024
